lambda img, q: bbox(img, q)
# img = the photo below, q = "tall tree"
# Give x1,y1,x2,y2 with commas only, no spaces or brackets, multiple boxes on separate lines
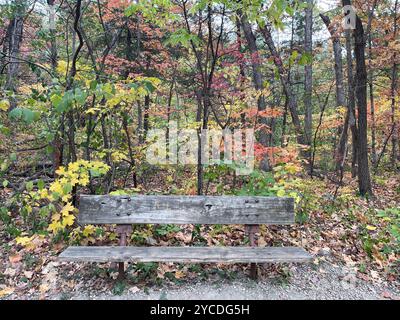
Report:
391,0,399,166
320,13,347,172
239,12,271,171
345,28,358,178
343,0,373,196
4,0,25,110
304,0,313,148
47,0,58,71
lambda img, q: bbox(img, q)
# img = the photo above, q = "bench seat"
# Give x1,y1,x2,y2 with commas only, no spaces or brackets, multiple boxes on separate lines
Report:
59,246,312,263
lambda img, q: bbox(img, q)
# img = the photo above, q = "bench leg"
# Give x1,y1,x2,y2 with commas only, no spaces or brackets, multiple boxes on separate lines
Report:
246,225,259,280
118,262,125,280
250,263,257,280
116,225,132,280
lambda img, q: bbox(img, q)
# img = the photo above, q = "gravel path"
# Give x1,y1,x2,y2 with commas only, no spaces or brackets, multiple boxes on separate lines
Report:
63,261,399,300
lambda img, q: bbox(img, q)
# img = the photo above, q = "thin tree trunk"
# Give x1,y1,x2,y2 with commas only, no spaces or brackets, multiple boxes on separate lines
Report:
5,0,24,110
47,0,62,175
343,0,373,196
320,13,347,171
368,34,377,166
240,13,270,171
345,29,358,178
391,0,399,166
143,94,150,140
304,0,313,147
47,0,58,71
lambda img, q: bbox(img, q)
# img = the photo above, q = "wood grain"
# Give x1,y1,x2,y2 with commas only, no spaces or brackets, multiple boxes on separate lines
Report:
78,195,294,225
59,246,312,263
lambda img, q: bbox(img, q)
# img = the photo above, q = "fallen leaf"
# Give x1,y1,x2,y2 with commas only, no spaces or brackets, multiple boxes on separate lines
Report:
128,286,140,294
0,287,14,298
175,270,186,279
9,254,22,264
381,291,393,299
24,271,34,279
39,283,49,293
4,268,16,277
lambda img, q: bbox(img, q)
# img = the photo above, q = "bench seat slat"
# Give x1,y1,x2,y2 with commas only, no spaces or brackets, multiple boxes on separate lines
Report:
59,246,312,263
78,195,294,225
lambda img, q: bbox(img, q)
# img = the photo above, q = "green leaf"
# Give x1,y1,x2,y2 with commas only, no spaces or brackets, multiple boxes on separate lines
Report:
89,80,98,90
8,107,22,120
37,179,45,190
299,52,313,66
26,181,34,192
50,94,62,109
22,109,40,124
63,183,73,194
143,81,156,94
2,180,9,188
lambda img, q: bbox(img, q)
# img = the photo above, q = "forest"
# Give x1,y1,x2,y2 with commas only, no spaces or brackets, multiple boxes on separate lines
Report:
0,0,399,300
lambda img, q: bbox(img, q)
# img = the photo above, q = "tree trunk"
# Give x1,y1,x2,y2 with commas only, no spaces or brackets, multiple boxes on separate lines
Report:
343,0,373,196
304,0,313,147
320,13,347,171
345,29,358,178
391,0,399,166
5,0,24,110
47,0,58,71
240,13,270,171
368,34,377,166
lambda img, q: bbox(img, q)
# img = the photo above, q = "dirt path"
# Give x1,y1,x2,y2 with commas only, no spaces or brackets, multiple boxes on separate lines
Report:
56,261,399,300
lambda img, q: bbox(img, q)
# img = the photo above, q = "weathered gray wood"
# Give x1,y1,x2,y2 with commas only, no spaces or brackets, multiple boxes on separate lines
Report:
78,195,294,225
59,246,312,263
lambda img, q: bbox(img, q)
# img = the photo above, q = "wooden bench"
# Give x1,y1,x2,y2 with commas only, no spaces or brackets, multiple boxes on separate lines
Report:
59,195,312,279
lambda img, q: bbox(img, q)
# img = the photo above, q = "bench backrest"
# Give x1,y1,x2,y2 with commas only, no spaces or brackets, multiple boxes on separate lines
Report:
78,195,295,225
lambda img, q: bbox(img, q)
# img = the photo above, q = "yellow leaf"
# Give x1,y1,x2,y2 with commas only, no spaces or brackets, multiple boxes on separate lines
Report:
82,225,95,237
175,270,186,279
62,214,75,227
55,166,66,176
366,225,377,231
0,287,15,298
109,232,117,240
0,99,10,111
15,236,34,246
61,203,75,216
48,220,63,233
277,189,286,197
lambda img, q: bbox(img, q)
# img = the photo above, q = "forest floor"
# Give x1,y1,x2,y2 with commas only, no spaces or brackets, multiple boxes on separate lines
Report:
1,170,400,300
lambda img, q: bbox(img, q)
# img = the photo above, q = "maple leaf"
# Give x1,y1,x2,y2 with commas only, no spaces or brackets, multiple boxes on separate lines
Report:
61,203,75,216
82,225,95,237
62,214,75,227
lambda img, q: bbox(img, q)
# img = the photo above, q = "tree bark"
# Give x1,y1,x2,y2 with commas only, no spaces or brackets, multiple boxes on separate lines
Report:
240,13,270,171
343,0,373,196
304,0,313,147
47,0,58,71
320,13,347,171
391,0,399,166
345,29,358,178
4,0,25,110
368,34,377,166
